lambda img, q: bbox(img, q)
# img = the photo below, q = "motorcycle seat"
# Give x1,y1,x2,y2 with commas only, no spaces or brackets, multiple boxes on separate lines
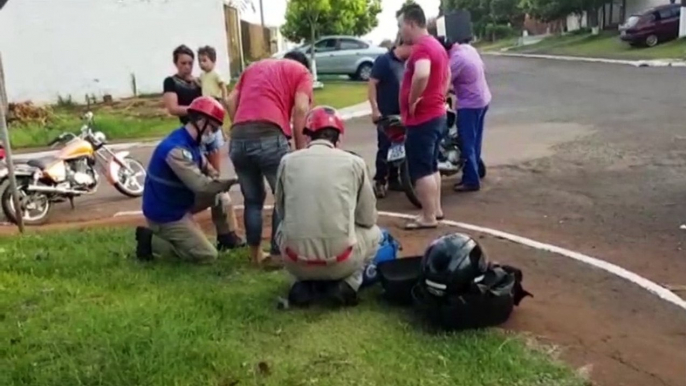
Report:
27,157,58,170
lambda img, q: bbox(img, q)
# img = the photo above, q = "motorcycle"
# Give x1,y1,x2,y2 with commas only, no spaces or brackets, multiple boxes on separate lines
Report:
377,106,486,209
0,111,147,225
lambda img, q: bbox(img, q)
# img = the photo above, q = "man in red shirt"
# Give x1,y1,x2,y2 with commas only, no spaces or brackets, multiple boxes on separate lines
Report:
398,3,451,230
226,51,313,267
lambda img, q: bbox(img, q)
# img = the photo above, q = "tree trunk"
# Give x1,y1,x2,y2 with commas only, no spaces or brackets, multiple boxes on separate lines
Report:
309,21,316,69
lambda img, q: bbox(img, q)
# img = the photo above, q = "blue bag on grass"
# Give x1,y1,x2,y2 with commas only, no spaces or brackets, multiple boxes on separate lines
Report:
361,228,401,288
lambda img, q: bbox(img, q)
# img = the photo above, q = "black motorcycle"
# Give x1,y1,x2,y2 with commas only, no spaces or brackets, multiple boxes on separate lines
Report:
377,109,486,209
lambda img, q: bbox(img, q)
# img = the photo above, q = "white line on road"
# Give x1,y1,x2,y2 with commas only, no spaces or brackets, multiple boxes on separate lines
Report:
483,51,686,68
113,206,686,311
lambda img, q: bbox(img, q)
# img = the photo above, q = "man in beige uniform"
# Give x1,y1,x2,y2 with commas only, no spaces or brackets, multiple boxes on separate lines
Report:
136,97,244,263
275,106,382,307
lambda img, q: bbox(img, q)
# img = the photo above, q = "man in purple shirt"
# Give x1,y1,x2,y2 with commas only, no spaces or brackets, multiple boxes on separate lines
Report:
449,41,491,192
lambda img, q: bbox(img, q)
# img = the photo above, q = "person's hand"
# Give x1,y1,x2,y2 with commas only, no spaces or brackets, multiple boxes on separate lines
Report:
371,109,382,123
215,192,233,212
222,177,239,191
409,97,423,117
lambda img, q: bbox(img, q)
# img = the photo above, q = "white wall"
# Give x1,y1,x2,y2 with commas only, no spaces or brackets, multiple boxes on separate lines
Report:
566,12,588,32
0,0,230,104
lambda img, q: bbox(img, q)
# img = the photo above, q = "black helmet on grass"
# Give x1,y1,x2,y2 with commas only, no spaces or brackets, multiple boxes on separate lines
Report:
420,233,488,297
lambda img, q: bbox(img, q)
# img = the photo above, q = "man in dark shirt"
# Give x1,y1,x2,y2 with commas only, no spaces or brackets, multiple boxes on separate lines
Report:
367,43,411,198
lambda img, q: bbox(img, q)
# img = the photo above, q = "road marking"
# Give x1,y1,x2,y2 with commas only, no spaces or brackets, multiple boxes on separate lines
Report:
113,206,686,311
483,51,686,68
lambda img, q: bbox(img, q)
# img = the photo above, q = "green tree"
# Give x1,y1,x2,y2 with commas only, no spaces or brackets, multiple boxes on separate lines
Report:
519,0,575,22
281,0,381,43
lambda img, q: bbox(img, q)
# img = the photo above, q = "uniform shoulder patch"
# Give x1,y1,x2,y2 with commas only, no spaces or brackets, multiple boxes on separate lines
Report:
181,149,193,161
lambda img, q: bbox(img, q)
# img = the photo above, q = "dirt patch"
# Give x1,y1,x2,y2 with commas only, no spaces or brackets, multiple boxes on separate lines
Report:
2,212,685,386
97,96,167,119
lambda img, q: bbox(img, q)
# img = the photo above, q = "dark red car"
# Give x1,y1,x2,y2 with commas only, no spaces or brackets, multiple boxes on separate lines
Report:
619,4,682,47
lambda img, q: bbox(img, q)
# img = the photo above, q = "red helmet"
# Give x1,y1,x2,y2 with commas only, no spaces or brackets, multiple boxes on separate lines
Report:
305,106,345,135
188,96,225,125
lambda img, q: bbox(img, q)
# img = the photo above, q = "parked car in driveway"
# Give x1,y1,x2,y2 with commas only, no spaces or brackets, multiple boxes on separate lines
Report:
619,4,681,47
272,36,388,81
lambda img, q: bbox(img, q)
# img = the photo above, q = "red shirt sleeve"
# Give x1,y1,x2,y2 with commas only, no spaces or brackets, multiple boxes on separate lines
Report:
411,42,432,62
295,67,314,103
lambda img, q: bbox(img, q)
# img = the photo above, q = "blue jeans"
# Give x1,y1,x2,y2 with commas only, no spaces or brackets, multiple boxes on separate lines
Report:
229,134,289,254
374,124,399,183
405,115,448,182
457,106,489,188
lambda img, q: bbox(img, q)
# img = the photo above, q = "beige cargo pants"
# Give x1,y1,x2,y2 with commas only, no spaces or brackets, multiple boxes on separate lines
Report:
278,225,383,291
146,193,236,264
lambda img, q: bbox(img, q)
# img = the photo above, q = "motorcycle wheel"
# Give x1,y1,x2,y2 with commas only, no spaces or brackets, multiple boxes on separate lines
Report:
112,157,146,198
399,160,422,209
1,179,52,226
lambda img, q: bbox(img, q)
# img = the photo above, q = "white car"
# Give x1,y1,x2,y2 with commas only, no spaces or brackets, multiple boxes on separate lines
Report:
273,35,388,81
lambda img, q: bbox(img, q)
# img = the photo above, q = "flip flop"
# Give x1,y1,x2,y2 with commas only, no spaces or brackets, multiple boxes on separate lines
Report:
257,255,284,271
404,221,439,230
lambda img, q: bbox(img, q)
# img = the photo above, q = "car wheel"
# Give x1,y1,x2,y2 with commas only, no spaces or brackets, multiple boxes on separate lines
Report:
355,62,373,81
645,34,658,47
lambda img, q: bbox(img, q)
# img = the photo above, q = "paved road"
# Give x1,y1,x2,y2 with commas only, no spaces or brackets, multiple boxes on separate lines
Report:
3,57,686,386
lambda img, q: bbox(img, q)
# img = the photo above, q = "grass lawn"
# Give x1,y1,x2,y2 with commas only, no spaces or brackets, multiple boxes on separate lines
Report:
0,227,584,386
474,37,520,52
506,32,686,60
8,81,368,150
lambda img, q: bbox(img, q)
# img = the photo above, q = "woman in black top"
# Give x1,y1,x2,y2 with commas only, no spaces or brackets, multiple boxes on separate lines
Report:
163,45,202,125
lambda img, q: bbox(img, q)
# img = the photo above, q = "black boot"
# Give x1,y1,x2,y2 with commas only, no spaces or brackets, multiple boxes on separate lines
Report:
328,281,359,307
388,179,403,192
216,231,246,251
135,226,154,261
288,281,315,308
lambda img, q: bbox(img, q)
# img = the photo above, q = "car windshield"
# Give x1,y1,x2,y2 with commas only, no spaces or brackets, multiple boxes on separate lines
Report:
625,15,641,27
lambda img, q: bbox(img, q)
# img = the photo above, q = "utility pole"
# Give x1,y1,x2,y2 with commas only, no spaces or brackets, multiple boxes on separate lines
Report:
680,0,686,38
0,52,25,233
259,0,265,27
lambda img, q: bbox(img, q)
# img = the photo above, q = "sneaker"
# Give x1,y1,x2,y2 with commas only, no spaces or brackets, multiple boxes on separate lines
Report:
373,181,387,198
217,232,246,251
135,226,154,261
328,281,359,307
288,281,315,307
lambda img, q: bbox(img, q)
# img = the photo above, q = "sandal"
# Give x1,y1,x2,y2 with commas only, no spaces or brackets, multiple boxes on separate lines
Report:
257,255,284,271
404,221,439,230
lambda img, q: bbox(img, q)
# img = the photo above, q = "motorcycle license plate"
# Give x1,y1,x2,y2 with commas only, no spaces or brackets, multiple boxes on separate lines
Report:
387,144,406,162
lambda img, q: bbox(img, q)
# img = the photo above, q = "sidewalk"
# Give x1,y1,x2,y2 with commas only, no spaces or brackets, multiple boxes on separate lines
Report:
11,102,373,160
483,51,686,68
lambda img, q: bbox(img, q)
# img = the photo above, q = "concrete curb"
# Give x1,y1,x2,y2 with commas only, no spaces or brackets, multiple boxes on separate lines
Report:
483,51,686,68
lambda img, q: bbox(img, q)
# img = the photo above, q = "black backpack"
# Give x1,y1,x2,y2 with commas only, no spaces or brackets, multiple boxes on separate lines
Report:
414,264,533,331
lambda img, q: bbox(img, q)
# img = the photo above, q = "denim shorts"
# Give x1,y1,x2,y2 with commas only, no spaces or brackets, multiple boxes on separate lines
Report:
405,115,447,181
201,130,225,154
